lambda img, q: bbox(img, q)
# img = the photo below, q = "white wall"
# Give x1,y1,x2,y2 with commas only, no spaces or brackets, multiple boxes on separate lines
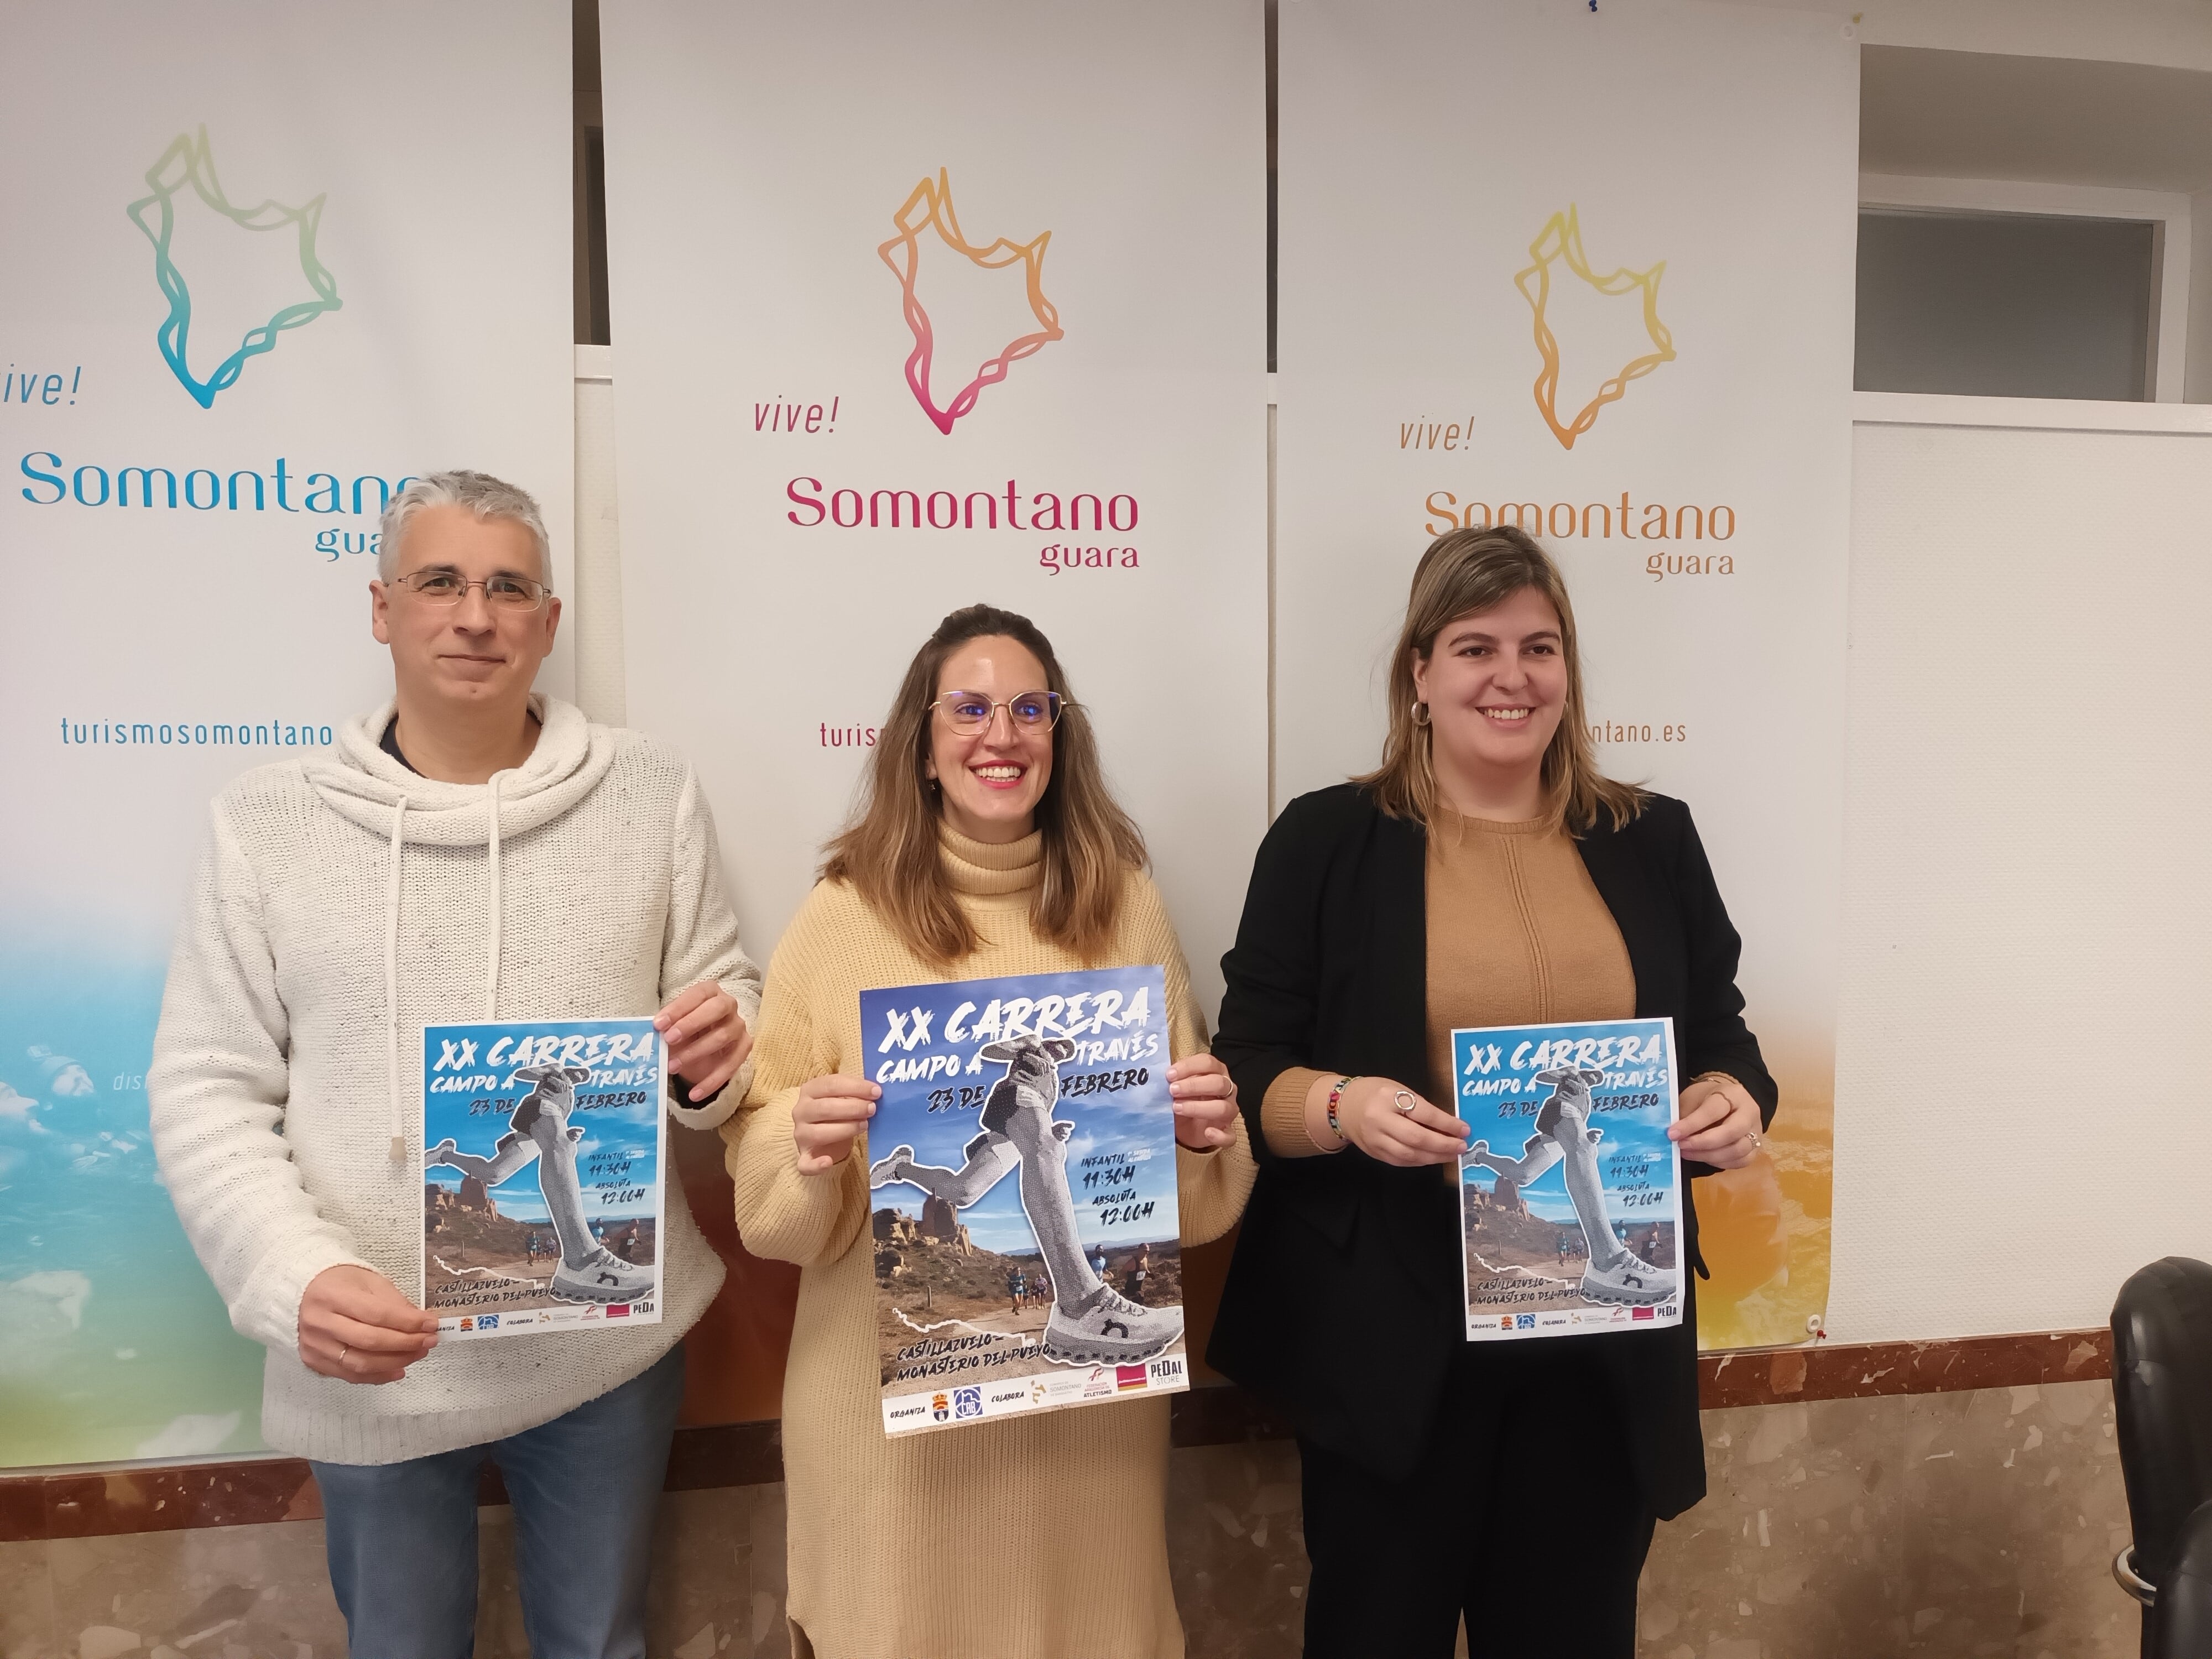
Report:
573,349,626,728
1828,414,2212,1340
1804,0,2212,1341
2194,186,2212,401
1731,0,2212,70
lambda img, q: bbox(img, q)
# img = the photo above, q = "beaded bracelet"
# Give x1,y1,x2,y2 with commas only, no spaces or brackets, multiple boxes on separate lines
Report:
1325,1074,1360,1149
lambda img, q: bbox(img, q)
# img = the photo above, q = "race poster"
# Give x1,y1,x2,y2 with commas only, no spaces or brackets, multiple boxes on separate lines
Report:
1453,1016,1684,1342
420,1019,667,1339
862,967,1190,1435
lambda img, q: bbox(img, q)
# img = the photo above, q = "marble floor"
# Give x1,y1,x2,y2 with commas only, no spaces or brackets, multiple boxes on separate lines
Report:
0,1379,2141,1658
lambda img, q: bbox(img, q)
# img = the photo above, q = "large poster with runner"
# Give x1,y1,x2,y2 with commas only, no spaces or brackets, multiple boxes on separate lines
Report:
0,2,573,1464
1275,0,1857,1350
597,0,1269,1020
861,967,1190,1434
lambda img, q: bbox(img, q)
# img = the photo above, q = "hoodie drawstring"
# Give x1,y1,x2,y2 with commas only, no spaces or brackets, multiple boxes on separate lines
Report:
382,775,507,1165
484,773,503,1021
385,795,410,1163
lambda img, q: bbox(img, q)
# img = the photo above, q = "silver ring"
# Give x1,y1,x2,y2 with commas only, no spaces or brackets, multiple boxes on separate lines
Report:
337,1344,350,1367
1393,1089,1418,1117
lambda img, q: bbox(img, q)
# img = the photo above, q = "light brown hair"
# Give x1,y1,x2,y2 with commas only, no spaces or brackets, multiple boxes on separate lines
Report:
822,604,1146,966
1355,525,1644,833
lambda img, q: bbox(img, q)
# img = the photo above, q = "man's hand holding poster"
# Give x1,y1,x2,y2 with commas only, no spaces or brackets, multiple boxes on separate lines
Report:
861,967,1191,1435
420,1018,667,1339
1453,1017,1683,1342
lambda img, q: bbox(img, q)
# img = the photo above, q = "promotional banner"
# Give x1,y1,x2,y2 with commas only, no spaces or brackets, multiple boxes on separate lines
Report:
862,967,1190,1434
598,1,1270,1013
422,1019,668,1339
0,3,573,1464
1277,0,1857,1349
1454,1018,1683,1342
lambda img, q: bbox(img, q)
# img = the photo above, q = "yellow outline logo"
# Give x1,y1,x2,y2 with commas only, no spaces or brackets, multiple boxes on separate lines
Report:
1515,206,1674,451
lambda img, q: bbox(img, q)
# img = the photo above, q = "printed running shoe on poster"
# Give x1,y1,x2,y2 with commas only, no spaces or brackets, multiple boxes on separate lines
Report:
420,1018,667,1338
1451,1016,1683,1341
863,966,1191,1435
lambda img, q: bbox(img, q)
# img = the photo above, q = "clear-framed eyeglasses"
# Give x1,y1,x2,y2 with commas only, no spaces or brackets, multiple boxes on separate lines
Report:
390,567,551,612
930,688,1072,734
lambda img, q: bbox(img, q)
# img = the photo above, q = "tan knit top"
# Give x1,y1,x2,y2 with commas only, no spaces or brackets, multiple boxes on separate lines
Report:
1261,809,1636,1155
723,825,1256,1659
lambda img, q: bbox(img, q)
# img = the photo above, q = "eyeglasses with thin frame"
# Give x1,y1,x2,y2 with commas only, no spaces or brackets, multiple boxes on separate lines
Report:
931,688,1071,734
390,567,551,612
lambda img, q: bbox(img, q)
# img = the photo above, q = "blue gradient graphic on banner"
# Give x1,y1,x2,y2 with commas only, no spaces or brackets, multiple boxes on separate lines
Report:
125,126,342,409
0,947,264,1465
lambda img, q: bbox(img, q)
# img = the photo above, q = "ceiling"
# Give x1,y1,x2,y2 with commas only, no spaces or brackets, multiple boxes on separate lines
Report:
1861,45,2212,194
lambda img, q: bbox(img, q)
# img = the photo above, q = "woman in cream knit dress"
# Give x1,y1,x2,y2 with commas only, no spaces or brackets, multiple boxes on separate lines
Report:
723,604,1256,1659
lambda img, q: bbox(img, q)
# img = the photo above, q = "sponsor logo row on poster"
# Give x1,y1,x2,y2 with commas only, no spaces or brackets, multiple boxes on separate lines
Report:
445,1300,654,1337
883,1354,1188,1432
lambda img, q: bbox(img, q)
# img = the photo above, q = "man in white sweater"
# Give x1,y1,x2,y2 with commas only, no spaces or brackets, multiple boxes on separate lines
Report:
149,471,761,1659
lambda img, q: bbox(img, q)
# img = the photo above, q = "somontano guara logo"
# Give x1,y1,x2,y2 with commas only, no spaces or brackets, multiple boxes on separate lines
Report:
20,454,406,515
18,453,418,563
1423,491,1731,543
1406,206,1732,584
880,169,1061,435
786,476,1135,534
1515,205,1673,451
127,127,342,410
1420,493,1735,585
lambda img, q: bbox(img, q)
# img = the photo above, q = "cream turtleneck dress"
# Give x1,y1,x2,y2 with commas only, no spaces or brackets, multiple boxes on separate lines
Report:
723,826,1256,1659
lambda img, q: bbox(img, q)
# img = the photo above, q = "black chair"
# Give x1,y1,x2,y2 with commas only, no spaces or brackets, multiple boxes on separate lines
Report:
2111,1258,2212,1657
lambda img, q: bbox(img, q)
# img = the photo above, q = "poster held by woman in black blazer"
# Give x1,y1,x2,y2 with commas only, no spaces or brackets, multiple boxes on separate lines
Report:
1208,525,1777,1659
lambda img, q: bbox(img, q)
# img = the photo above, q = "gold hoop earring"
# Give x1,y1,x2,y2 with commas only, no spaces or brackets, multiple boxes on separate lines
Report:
1411,701,1431,727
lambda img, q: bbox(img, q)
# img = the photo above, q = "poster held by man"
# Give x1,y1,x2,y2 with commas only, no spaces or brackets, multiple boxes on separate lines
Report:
148,471,761,1657
421,1018,670,1338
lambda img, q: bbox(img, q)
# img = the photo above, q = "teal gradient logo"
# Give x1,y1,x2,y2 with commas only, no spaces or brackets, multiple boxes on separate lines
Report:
125,127,341,409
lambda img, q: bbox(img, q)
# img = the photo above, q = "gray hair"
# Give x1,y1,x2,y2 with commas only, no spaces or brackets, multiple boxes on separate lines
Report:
377,470,553,588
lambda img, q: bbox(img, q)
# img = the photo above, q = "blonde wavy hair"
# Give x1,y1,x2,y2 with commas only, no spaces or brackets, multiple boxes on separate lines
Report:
822,604,1146,967
1355,525,1644,833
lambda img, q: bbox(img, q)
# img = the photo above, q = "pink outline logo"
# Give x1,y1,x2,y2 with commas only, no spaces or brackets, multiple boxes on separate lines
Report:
878,169,1062,435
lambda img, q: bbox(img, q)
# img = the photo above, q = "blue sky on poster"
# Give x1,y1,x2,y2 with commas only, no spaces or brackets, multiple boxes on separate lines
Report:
862,966,1180,1255
421,1019,664,1224
1453,1017,1679,1227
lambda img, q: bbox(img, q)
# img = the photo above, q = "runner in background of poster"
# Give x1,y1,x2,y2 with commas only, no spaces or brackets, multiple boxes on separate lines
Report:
1276,0,1857,1350
0,1,572,1465
1452,1018,1683,1342
421,1019,667,1339
860,967,1191,1435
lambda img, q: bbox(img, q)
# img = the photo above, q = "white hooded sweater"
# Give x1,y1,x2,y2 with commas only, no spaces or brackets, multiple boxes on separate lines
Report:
148,696,761,1465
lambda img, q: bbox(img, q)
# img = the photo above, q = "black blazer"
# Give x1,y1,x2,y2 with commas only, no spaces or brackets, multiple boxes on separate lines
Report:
1205,783,1777,1520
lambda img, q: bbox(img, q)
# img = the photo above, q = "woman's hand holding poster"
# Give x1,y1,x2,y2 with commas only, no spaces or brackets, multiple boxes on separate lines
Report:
861,967,1190,1434
1453,1018,1683,1341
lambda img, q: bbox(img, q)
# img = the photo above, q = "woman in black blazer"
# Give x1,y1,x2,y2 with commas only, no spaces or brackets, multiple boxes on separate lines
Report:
1208,526,1777,1659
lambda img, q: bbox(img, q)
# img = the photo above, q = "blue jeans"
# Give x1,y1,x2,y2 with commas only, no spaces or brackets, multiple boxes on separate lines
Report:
312,1344,685,1659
